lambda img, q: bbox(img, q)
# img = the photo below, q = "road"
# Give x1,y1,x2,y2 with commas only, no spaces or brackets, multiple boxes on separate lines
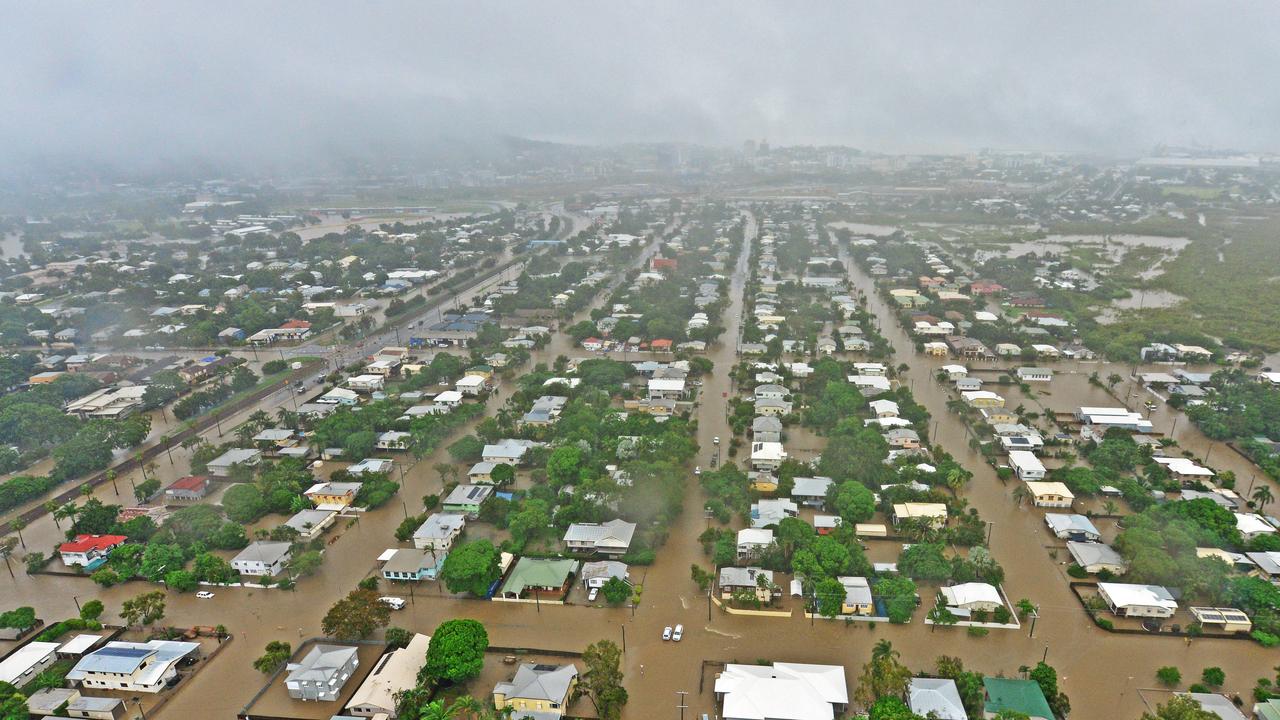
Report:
3,210,1269,720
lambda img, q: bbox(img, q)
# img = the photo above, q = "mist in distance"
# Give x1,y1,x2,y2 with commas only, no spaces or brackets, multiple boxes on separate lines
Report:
3,1,1279,173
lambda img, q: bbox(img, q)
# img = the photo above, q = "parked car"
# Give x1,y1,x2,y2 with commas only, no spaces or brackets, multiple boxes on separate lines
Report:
694,466,701,476
588,587,599,602
195,591,215,599
662,626,673,641
379,596,407,610
672,624,683,641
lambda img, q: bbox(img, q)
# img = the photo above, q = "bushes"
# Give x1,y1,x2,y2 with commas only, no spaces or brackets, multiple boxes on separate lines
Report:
35,618,102,643
1156,666,1182,686
262,359,289,374
1066,564,1088,579
0,475,55,513
1094,617,1114,630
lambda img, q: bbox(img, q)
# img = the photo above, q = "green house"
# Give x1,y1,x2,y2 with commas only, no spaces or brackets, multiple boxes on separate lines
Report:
983,677,1053,720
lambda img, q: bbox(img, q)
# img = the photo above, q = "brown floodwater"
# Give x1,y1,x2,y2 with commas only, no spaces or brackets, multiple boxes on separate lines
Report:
2,217,1272,720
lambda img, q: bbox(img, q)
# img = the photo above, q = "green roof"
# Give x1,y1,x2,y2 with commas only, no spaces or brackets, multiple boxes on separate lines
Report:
983,677,1054,719
1257,699,1280,720
501,557,578,596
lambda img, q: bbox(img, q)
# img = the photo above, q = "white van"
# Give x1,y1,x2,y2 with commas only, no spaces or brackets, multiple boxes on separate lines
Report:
379,596,407,610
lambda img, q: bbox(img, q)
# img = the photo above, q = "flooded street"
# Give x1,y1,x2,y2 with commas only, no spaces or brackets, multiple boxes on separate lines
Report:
2,216,1274,720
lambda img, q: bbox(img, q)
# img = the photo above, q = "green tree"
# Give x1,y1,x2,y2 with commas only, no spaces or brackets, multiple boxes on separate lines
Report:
164,570,197,593
1140,695,1220,720
321,589,391,641
828,481,875,523
439,540,501,596
1029,662,1070,718
78,599,104,621
816,576,847,618
579,640,628,720
600,576,631,605
546,446,582,486
384,627,413,650
489,463,515,486
0,691,28,720
447,436,484,463
0,606,35,630
253,641,292,674
855,640,912,705
119,590,166,628
690,564,714,593
222,483,268,523
423,619,489,684
141,543,186,582
287,550,324,577
1156,666,1182,686
507,499,551,549
1201,667,1225,687
868,696,924,720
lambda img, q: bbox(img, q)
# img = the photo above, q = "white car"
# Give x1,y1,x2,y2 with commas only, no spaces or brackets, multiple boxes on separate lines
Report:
379,596,407,610
662,626,673,641
588,587,599,602
694,466,701,476
713,436,720,445
195,591,215,599
672,624,684,641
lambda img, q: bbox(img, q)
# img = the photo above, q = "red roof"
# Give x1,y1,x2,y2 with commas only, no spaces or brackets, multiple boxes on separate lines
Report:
167,475,209,491
650,339,673,349
280,319,312,330
59,534,127,554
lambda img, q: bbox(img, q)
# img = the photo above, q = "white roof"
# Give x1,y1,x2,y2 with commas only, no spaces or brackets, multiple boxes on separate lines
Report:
456,375,485,387
1026,481,1074,499
751,442,787,461
648,378,686,391
435,390,464,402
346,633,431,713
1099,582,1178,611
894,502,948,519
0,642,59,684
961,390,1002,402
941,582,1001,607
1007,450,1045,472
1236,513,1277,536
737,528,774,545
1154,457,1215,476
909,677,967,720
714,662,847,720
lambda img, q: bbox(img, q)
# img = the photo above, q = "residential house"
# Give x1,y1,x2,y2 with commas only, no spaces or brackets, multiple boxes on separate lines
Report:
791,476,834,508
869,399,900,418
413,513,466,552
718,567,778,603
908,678,966,720
752,415,783,443
482,439,539,466
1008,450,1046,481
1016,367,1053,383
348,374,386,393
754,397,792,416
835,576,874,616
1044,514,1101,542
736,528,774,561
231,541,292,576
381,548,436,582
961,390,1005,408
892,503,948,529
66,640,200,694
1067,542,1128,575
493,663,579,719
715,662,848,720
345,633,431,718
284,509,336,541
285,644,360,702
983,677,1053,720
1236,513,1277,541
443,485,495,518
59,534,127,570
304,482,362,509
751,498,799,528
563,519,637,556
207,448,262,477
1097,582,1178,618
940,583,1002,614
456,374,487,396
885,428,921,449
498,557,579,599
0,642,60,687
348,458,394,476
750,441,788,472
1025,481,1074,508
580,560,629,589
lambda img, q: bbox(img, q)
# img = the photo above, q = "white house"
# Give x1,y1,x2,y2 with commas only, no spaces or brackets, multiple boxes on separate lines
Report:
456,374,487,396
1008,450,1045,481
736,528,774,561
231,541,292,577
413,513,466,552
348,374,386,393
0,642,60,687
940,583,1002,613
66,640,200,693
750,441,788,472
715,662,848,720
563,519,637,555
1097,582,1178,618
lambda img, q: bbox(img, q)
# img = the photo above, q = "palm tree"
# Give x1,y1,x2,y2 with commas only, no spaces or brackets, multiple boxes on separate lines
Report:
106,469,119,496
10,518,25,548
55,503,77,529
44,501,61,528
871,639,898,664
1102,500,1120,516
1012,484,1032,508
1106,373,1123,389
79,484,94,499
1253,485,1275,512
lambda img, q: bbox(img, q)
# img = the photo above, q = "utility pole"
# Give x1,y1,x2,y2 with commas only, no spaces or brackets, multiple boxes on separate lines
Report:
676,691,688,720
1028,608,1038,638
621,624,626,653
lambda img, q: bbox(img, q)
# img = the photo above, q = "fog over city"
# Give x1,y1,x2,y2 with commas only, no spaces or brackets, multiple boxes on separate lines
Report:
2,1,1280,170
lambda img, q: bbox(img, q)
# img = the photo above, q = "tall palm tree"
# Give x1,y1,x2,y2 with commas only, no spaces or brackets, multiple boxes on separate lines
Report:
1012,485,1032,508
10,518,25,548
79,484,94,499
44,501,61,528
1102,500,1120,516
1253,485,1275,512
871,639,898,664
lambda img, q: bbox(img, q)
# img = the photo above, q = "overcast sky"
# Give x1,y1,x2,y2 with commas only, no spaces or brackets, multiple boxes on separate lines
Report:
3,2,1279,171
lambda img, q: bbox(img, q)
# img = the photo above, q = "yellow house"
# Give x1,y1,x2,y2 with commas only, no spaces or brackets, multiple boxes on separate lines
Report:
749,472,779,493
981,407,1018,425
494,663,578,718
838,576,874,616
923,342,949,357
961,390,1005,408
303,482,362,509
